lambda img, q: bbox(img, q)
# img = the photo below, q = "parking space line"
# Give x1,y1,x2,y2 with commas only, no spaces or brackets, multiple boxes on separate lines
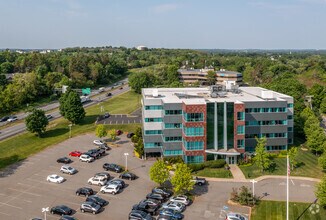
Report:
64,201,81,206
17,182,33,187
122,120,124,124
0,201,22,209
0,211,10,216
8,188,41,197
110,121,112,124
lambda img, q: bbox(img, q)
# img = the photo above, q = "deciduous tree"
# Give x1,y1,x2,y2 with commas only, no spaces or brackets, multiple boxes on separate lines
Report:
59,91,85,124
316,175,326,208
108,129,117,141
25,108,48,137
254,137,271,173
95,124,107,139
207,70,216,85
171,163,194,194
149,160,170,186
288,147,298,170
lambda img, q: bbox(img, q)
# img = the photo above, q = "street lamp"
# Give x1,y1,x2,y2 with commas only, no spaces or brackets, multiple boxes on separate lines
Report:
250,179,258,204
124,153,129,171
68,124,72,138
42,207,49,220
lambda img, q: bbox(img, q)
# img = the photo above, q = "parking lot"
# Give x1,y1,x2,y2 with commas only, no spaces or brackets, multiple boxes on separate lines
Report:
0,133,155,220
0,132,251,220
99,114,142,125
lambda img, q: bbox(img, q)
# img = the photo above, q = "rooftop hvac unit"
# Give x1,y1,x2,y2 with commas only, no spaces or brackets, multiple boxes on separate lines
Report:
211,92,218,98
152,89,159,97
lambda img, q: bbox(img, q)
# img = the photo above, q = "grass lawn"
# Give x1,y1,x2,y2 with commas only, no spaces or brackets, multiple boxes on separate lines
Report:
192,168,233,178
0,91,141,170
251,200,326,220
239,149,324,179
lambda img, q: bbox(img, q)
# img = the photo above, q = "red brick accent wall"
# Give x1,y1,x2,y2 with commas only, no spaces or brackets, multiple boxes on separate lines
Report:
234,103,245,154
182,103,207,160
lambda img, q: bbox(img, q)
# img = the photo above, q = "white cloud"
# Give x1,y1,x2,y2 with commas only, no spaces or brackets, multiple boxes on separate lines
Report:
151,3,178,14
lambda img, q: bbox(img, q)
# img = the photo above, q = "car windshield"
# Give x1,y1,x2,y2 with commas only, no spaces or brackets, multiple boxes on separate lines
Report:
90,203,98,208
67,167,73,170
54,176,59,179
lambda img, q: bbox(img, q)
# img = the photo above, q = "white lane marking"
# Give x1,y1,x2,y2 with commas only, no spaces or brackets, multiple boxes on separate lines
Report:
279,182,286,185
0,202,22,209
110,121,112,124
17,182,33,187
63,201,81,206
291,179,295,186
116,121,118,124
96,192,120,199
8,188,41,197
128,120,130,124
122,120,124,124
300,183,311,187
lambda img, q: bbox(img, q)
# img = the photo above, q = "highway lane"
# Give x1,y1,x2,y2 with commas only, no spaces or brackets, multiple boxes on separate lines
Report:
0,84,130,141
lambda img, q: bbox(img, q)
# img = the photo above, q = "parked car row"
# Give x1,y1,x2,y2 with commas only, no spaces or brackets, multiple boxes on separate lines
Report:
129,187,191,220
0,115,17,122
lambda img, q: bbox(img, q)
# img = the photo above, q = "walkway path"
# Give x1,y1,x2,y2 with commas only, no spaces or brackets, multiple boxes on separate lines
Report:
229,164,247,181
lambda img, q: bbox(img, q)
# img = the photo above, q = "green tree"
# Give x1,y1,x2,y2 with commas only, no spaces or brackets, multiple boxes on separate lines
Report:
149,160,170,186
316,175,326,208
25,108,49,137
95,124,107,139
0,74,7,86
320,96,326,114
318,153,326,171
128,72,153,93
207,70,216,85
59,91,85,124
135,139,144,157
309,84,326,110
288,147,298,170
108,129,117,141
300,107,315,122
171,163,195,194
306,128,326,154
254,137,271,173
0,62,14,73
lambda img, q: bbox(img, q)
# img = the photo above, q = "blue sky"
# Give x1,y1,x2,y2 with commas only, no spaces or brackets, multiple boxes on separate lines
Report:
0,0,325,49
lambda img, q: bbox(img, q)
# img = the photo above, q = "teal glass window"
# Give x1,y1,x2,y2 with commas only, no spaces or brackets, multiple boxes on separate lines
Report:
144,130,162,135
145,105,163,110
184,127,204,136
145,118,163,122
183,113,204,122
165,110,182,115
288,127,293,132
164,150,183,156
183,141,204,150
185,156,204,164
287,103,294,108
237,112,245,121
165,136,182,142
287,115,293,120
237,139,244,148
165,123,182,129
144,142,162,148
237,125,245,134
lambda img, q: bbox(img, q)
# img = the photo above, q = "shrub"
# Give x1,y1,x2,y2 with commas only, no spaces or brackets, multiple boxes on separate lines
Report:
164,156,184,165
230,186,259,207
267,152,279,159
188,163,205,172
131,135,139,143
205,159,226,168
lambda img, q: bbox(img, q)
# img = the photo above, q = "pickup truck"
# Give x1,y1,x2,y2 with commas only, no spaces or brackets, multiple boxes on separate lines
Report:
192,176,207,186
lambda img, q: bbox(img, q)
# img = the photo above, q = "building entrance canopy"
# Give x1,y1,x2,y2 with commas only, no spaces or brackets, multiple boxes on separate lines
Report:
205,148,240,156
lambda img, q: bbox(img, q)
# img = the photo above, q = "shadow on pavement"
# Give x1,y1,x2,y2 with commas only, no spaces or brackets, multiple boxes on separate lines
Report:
0,154,23,178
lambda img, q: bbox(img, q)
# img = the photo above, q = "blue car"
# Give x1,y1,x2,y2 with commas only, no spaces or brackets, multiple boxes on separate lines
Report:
159,208,184,219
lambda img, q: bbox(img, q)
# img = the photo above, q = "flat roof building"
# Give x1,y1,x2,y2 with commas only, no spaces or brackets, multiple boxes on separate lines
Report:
142,86,293,164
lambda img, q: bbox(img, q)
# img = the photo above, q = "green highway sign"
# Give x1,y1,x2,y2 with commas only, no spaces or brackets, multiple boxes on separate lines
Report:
82,88,91,95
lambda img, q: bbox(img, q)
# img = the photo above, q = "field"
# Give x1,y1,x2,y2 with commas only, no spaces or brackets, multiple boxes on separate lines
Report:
192,168,233,178
251,200,326,220
239,148,324,179
0,91,141,170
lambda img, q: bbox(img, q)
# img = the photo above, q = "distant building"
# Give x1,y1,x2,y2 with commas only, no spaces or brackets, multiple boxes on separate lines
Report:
142,86,293,164
178,68,243,86
136,45,148,51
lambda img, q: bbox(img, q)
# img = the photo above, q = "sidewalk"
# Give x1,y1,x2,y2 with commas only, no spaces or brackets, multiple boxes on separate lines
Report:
229,164,247,181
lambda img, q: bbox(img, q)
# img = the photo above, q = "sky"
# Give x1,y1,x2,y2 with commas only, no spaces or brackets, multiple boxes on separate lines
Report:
0,0,326,49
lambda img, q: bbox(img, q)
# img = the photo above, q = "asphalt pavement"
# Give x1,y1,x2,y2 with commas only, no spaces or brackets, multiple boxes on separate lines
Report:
0,79,130,141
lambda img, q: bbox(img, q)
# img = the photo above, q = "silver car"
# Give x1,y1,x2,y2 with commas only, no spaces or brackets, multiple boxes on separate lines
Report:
60,165,77,175
80,201,101,214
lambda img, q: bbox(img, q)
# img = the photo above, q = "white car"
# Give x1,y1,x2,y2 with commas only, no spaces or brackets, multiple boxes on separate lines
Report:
226,213,248,220
60,165,77,175
162,201,185,212
93,140,105,146
47,174,65,184
88,177,107,186
7,116,18,122
169,195,190,206
100,184,120,195
79,154,94,163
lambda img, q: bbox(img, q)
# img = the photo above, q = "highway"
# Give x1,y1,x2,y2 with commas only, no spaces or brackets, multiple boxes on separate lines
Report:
0,78,130,141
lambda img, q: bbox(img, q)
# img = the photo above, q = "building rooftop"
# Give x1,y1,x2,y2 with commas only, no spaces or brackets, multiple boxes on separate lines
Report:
142,87,293,105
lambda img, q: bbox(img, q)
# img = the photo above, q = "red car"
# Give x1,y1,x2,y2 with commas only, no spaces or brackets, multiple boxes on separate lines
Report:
116,130,122,136
69,151,82,157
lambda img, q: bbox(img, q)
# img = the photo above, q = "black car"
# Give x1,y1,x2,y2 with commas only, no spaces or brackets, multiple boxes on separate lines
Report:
94,172,110,180
157,215,178,220
50,205,73,216
132,202,158,215
152,187,173,198
119,172,137,180
146,193,166,202
59,216,77,220
103,163,123,173
128,210,152,220
127,132,135,138
140,198,162,207
108,179,125,188
98,144,110,151
86,195,108,207
88,148,105,157
107,92,112,96
104,112,110,118
57,157,73,164
76,187,94,197
0,116,9,122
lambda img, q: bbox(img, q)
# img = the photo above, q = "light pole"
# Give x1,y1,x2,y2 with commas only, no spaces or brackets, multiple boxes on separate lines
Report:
124,153,129,171
42,207,49,220
68,124,72,138
250,179,258,204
